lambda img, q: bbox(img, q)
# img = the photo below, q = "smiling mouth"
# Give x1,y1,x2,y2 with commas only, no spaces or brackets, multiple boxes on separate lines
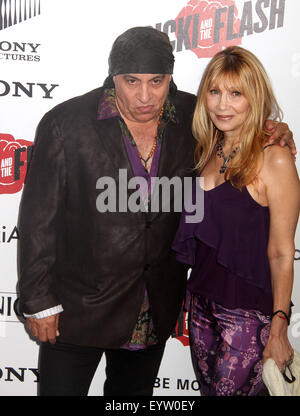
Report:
216,115,234,121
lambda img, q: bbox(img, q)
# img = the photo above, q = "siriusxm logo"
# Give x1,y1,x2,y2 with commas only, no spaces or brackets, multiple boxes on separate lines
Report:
0,0,40,31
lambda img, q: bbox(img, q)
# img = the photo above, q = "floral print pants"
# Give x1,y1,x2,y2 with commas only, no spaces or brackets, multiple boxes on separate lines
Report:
189,294,271,396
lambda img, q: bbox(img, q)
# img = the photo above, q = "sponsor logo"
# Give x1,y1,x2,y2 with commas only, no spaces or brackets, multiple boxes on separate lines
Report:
0,292,19,323
0,80,59,98
0,40,41,62
174,0,241,58
0,366,39,383
0,133,33,194
0,0,41,31
0,0,41,62
154,377,200,391
0,291,20,339
0,225,19,242
155,0,286,58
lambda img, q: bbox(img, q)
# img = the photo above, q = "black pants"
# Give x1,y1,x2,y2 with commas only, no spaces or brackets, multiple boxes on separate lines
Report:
38,341,165,396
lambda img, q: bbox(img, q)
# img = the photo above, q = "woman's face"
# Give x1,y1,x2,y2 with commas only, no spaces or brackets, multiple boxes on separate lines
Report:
206,77,250,140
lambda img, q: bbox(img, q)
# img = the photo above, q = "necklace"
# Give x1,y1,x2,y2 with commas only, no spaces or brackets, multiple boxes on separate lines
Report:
216,137,239,174
138,107,164,170
139,138,157,169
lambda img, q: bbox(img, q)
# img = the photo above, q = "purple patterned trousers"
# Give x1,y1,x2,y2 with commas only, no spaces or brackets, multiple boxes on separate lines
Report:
189,294,271,396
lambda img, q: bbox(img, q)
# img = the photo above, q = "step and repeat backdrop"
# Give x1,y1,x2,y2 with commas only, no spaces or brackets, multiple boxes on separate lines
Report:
0,0,300,396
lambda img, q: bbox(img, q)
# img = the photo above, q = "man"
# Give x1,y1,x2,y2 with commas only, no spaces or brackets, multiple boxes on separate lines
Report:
17,27,294,396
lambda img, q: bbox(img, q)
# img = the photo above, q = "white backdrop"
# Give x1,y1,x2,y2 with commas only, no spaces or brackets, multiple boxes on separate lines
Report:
0,0,299,396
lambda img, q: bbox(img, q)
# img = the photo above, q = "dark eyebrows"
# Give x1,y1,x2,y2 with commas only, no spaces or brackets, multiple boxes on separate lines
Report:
122,74,166,81
122,75,139,81
152,75,166,81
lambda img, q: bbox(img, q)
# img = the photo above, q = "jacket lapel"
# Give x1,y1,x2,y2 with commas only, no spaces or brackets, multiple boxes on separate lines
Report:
157,117,182,178
148,110,186,221
91,116,149,218
92,116,134,178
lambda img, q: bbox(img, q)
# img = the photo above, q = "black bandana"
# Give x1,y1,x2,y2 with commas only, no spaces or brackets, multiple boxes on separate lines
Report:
108,26,174,76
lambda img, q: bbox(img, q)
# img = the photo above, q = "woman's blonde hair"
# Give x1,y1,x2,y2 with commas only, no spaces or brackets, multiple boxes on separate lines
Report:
193,46,282,189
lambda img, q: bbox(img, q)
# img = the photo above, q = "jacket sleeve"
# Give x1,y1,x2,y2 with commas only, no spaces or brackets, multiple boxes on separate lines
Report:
17,112,66,315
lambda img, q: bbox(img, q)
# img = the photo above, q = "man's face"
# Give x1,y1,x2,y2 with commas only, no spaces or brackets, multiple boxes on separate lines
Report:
113,73,171,123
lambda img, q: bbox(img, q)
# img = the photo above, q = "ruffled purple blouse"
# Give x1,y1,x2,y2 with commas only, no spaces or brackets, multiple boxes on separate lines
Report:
172,180,274,315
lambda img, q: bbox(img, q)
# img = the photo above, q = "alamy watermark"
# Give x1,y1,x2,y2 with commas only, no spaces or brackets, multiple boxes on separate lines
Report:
95,170,204,224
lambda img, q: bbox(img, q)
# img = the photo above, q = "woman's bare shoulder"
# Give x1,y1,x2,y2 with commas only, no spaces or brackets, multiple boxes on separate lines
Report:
263,144,296,174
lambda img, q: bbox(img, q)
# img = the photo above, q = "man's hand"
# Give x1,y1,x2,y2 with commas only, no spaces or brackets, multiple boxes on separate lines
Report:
265,120,296,157
27,313,60,344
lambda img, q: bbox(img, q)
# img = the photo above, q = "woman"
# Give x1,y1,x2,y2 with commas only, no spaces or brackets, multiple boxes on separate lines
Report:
172,46,300,396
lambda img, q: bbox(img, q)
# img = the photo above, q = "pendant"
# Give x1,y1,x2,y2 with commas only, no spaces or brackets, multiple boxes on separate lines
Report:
217,142,239,174
219,157,230,174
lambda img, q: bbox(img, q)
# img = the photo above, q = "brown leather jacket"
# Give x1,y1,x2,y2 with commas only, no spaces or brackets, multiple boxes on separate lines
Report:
17,86,196,348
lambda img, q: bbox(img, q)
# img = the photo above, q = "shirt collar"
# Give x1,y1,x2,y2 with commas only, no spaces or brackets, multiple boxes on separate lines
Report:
97,88,177,124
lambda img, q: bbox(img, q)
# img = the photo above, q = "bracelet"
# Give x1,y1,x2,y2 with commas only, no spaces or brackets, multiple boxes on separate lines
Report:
271,310,290,326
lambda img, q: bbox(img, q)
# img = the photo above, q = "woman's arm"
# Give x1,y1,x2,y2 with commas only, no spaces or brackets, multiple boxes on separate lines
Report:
262,145,300,371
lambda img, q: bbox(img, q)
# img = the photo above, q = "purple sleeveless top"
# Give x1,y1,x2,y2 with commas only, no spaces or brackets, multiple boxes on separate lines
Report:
172,180,273,315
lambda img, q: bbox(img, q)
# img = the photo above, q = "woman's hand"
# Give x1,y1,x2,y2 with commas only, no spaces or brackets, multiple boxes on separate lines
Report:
263,331,294,372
